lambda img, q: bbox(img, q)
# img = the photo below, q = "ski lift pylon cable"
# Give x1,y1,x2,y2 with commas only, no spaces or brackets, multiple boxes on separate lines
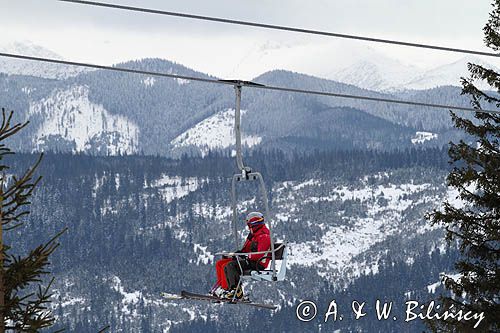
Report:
1,52,500,115
57,0,500,58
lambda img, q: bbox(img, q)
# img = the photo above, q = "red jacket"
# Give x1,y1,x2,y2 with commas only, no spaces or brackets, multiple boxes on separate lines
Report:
241,224,271,268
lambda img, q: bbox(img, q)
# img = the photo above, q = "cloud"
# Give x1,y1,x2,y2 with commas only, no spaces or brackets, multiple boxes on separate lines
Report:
0,0,497,79
2,0,491,38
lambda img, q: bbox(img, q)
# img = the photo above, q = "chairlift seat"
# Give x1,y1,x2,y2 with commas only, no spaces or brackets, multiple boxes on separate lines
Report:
241,242,288,282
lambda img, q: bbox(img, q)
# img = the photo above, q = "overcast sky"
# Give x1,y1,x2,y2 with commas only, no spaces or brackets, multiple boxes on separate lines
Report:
1,0,498,79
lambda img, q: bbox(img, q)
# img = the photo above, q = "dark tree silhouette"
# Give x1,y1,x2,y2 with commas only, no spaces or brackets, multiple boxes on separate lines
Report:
427,2,500,331
0,108,65,332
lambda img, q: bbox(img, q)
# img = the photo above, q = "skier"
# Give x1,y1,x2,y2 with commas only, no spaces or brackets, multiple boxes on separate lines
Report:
211,211,271,300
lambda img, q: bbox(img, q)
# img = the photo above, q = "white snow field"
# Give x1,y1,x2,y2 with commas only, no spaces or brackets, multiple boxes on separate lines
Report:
0,41,91,79
171,108,262,155
411,131,438,144
29,85,139,155
273,177,446,281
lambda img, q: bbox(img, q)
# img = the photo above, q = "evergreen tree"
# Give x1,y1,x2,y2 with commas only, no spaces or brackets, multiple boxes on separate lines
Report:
0,109,65,331
427,2,500,331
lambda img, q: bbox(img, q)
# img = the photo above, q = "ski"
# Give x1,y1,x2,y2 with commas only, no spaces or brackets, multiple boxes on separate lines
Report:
161,291,277,310
181,291,278,310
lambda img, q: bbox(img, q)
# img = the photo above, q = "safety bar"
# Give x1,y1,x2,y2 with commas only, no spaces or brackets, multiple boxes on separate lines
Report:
215,244,285,257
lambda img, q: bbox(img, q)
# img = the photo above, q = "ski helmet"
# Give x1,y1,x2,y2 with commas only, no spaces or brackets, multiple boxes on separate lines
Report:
246,211,265,227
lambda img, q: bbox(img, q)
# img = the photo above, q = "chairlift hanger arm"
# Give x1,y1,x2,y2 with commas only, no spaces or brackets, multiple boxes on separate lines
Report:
228,80,277,280
226,80,267,175
234,85,245,172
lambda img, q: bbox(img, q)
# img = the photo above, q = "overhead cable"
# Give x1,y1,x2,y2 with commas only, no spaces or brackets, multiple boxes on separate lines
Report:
57,0,499,58
1,52,499,114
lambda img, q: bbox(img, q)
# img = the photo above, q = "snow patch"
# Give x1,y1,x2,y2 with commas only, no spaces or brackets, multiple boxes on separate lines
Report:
445,188,467,209
171,109,262,156
142,77,156,87
175,78,190,85
193,243,214,265
288,216,391,273
192,203,233,220
22,86,35,95
147,175,201,204
275,213,290,222
30,85,139,155
282,179,435,280
427,272,462,294
111,276,143,316
427,281,441,294
308,183,430,214
292,179,321,191
411,131,438,144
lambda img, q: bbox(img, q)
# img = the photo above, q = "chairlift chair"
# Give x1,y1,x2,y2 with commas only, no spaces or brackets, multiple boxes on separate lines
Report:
216,81,288,285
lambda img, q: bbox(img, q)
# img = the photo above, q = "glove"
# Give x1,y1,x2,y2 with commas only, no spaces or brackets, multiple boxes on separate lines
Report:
233,255,250,266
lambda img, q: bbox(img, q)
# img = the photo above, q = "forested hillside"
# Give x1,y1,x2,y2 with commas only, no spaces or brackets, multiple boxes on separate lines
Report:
0,58,475,156
7,148,458,332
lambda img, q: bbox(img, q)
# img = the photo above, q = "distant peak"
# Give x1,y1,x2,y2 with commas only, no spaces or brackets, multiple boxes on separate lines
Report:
0,40,63,60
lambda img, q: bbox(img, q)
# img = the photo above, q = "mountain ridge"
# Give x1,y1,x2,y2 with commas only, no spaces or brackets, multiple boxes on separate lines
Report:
0,43,481,156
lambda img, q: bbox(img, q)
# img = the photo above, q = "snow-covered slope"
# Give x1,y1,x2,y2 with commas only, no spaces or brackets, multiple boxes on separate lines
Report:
146,175,202,204
329,55,498,92
165,169,451,287
331,58,423,91
0,41,90,79
29,85,139,154
402,56,497,90
171,108,262,155
236,39,424,91
228,39,424,86
27,155,454,331
277,177,437,280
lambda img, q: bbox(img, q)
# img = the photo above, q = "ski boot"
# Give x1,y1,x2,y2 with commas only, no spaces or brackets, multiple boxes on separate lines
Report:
211,286,226,298
223,286,244,301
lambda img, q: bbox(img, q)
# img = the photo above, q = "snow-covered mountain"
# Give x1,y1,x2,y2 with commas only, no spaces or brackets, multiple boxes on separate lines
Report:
0,41,90,79
229,39,426,87
1,40,496,93
1,60,470,154
171,109,262,156
331,58,423,91
331,55,498,92
237,40,496,92
402,56,498,90
0,49,483,155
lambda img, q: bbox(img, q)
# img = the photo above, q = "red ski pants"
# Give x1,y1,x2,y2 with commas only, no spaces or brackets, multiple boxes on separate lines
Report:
215,258,232,290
